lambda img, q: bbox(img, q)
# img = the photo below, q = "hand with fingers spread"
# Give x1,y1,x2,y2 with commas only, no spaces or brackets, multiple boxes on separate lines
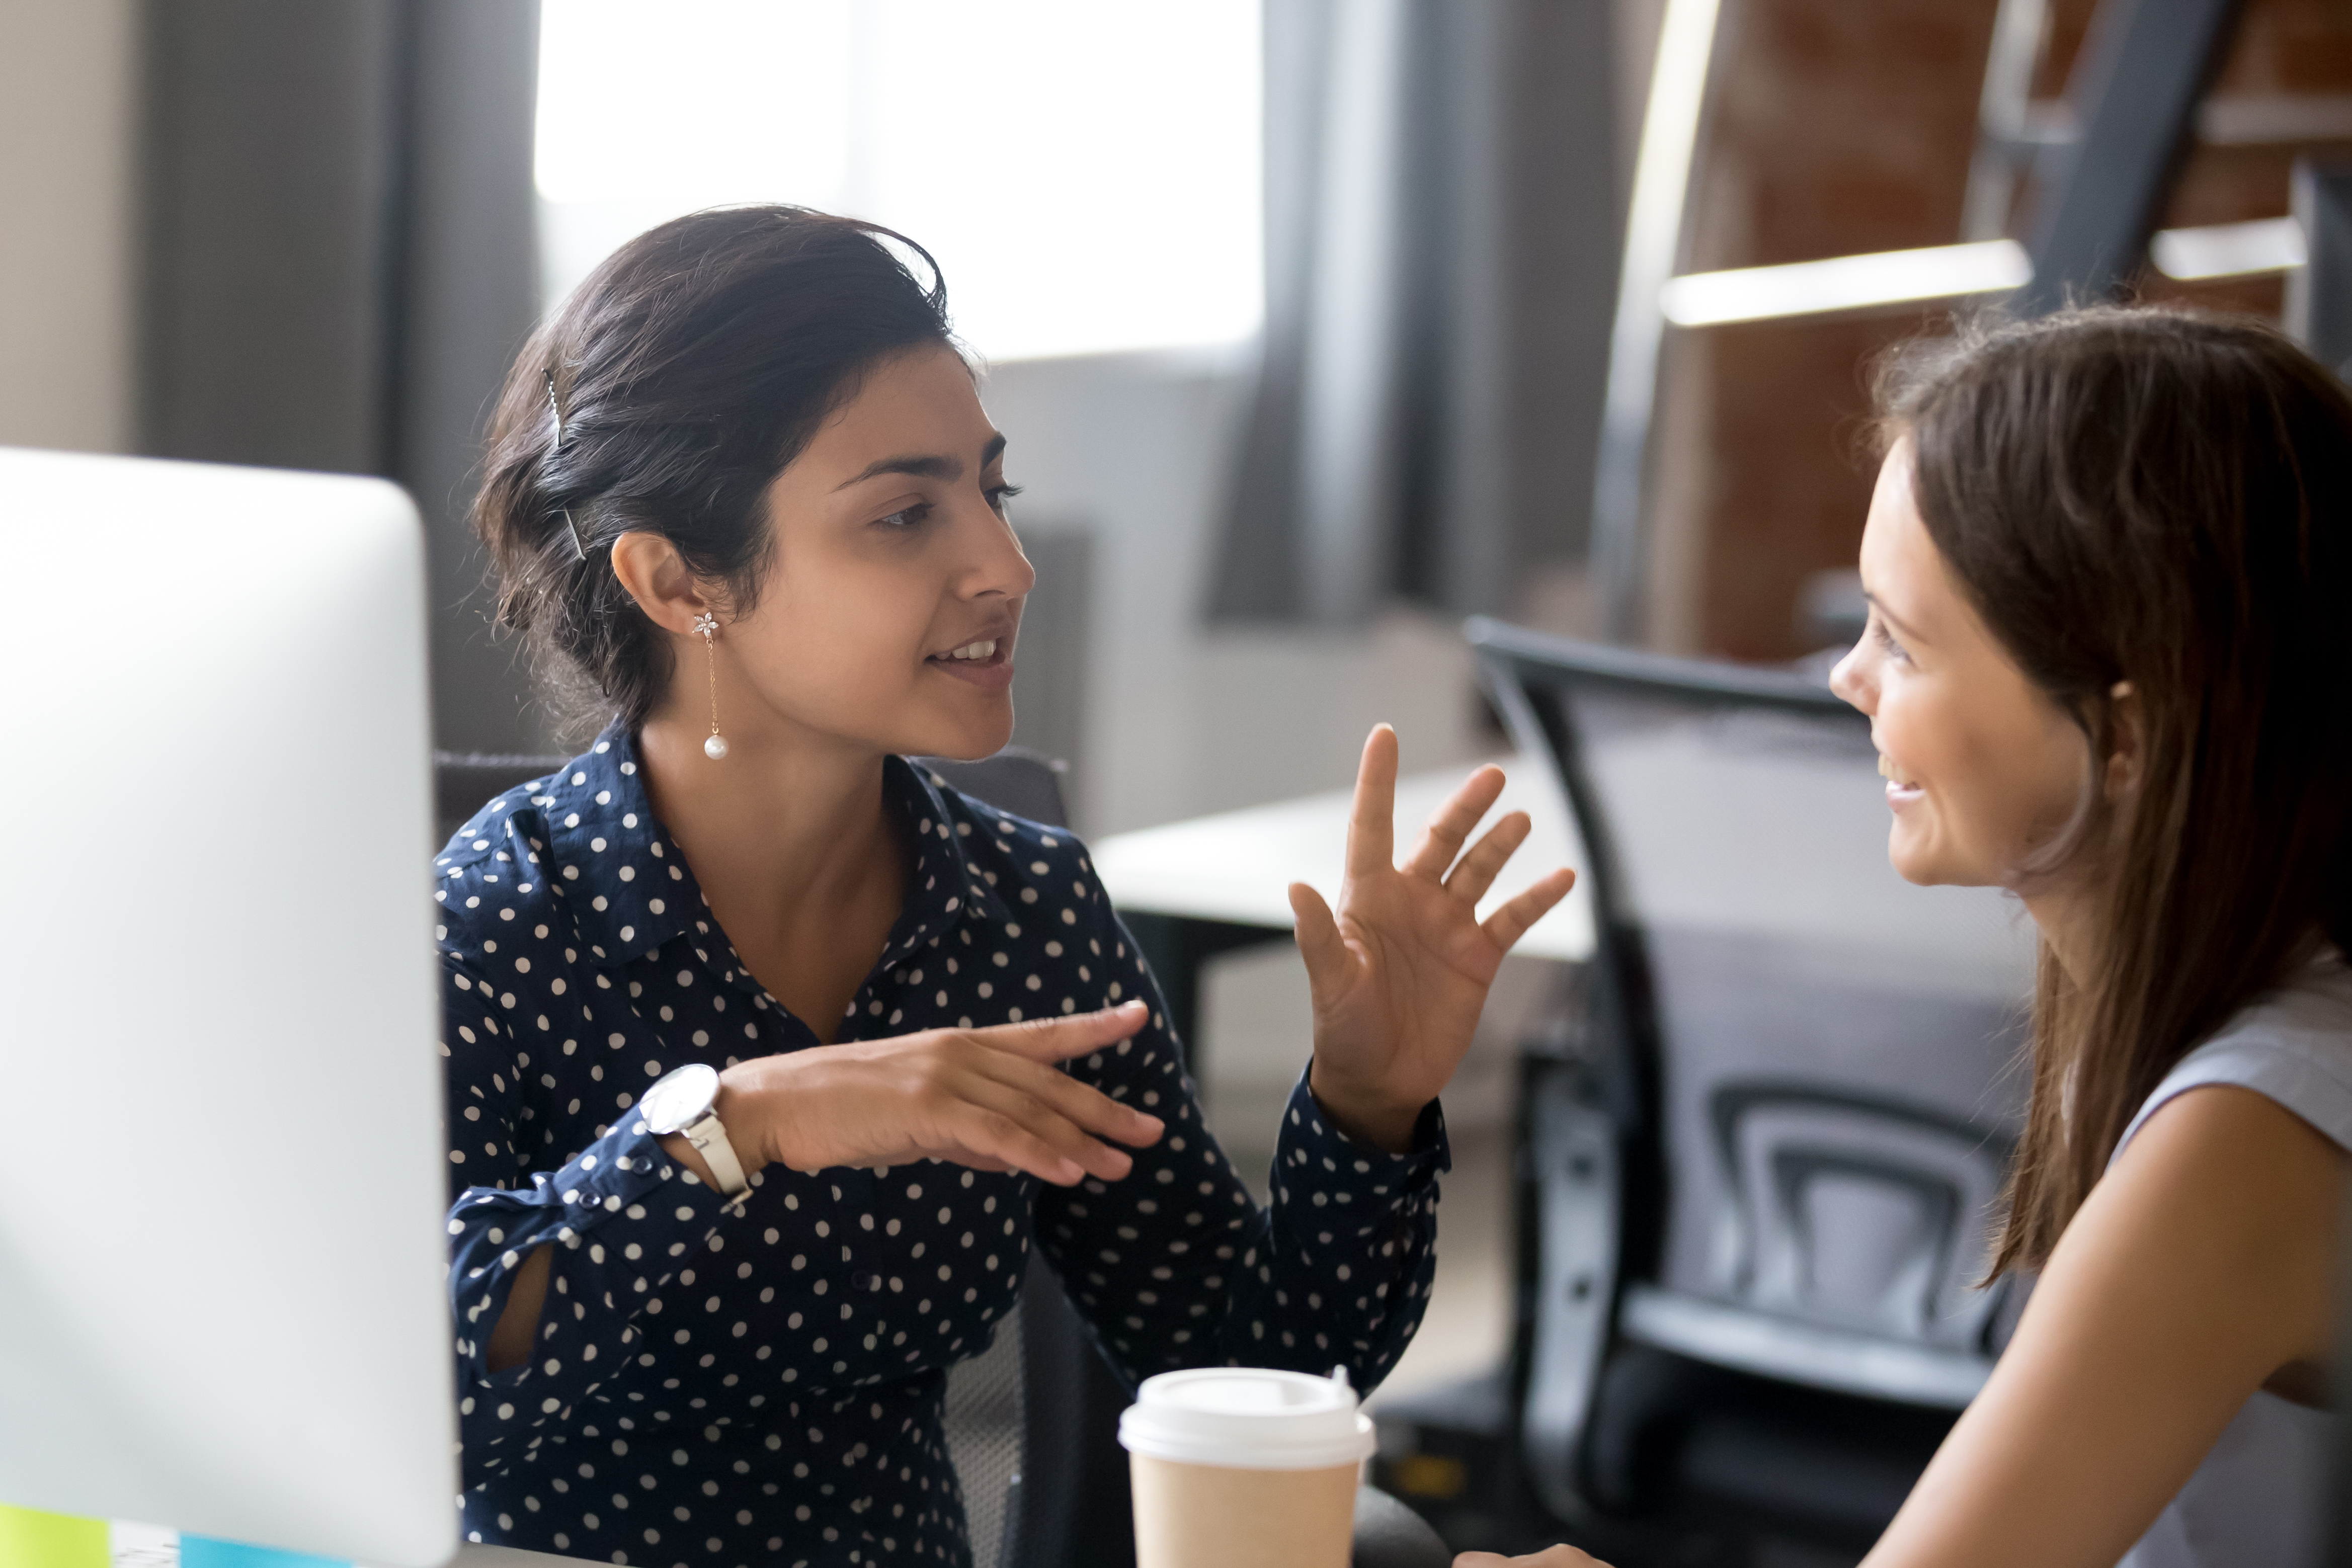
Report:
662,1000,1166,1189
1290,724,1577,1151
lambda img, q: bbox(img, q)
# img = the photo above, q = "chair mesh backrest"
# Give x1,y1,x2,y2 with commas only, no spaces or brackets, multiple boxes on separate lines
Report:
1510,658,2035,1350
921,750,1073,1567
941,1315,1025,1568
434,752,566,848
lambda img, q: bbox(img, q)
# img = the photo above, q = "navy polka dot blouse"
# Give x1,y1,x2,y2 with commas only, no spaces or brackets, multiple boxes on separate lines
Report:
437,724,1449,1567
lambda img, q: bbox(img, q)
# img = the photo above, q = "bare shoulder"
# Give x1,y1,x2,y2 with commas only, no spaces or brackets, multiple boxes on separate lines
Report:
2108,1080,2345,1213
1857,1083,2344,1567
2062,1081,2344,1366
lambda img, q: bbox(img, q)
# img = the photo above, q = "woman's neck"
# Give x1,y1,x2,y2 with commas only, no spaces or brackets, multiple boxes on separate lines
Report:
632,706,910,1034
2020,873,2104,986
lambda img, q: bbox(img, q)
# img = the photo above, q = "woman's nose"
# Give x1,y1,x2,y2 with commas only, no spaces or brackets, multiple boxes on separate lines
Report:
966,510,1037,600
1828,643,1873,712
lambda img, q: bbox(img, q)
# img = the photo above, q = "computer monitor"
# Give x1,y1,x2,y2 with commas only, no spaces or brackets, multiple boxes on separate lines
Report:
0,448,456,1567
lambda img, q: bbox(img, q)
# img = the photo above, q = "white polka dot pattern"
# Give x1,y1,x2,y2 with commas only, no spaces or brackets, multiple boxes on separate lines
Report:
435,728,1448,1567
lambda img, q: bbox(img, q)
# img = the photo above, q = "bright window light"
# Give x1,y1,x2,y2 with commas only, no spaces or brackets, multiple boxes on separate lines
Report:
2149,216,2308,281
535,1,1262,364
1658,239,2032,327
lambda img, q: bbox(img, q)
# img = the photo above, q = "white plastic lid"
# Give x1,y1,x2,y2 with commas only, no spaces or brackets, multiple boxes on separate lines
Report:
1117,1367,1376,1470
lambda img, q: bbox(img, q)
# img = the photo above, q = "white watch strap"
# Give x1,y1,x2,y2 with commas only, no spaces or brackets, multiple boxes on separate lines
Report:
681,1110,751,1203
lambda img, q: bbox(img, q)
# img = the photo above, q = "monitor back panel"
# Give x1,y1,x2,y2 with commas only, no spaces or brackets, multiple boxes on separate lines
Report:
0,448,456,1565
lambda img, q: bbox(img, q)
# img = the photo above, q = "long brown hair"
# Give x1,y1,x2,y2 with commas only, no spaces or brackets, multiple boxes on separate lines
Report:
1875,306,2352,1274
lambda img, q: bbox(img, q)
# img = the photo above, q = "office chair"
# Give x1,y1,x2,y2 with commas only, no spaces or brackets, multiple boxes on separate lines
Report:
910,748,1132,1568
1463,620,2035,1554
435,747,1446,1568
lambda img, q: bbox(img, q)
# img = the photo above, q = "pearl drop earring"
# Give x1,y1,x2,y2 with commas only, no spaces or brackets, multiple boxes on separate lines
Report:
694,611,728,760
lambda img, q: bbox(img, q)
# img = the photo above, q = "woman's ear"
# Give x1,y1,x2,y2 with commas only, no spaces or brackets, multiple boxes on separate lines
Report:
610,531,718,636
2103,680,2142,802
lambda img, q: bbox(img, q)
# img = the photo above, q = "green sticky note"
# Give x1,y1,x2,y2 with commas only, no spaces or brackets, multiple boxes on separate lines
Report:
181,1539,345,1568
0,1506,108,1568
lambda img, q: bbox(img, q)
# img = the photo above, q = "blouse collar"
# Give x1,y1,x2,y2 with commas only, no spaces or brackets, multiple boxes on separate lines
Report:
538,724,1009,978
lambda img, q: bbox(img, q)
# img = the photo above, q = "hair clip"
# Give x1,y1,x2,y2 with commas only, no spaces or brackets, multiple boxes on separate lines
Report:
546,369,590,563
545,368,567,449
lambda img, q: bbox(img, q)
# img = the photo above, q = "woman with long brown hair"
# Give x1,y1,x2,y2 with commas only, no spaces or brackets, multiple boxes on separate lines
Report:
1467,308,2352,1568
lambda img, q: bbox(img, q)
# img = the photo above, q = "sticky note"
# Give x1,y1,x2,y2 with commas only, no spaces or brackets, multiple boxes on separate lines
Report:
180,1540,344,1568
0,1506,108,1568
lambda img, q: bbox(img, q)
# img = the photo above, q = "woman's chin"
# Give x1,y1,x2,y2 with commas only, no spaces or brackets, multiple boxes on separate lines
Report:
1887,823,2002,889
1886,820,1951,886
907,710,1016,764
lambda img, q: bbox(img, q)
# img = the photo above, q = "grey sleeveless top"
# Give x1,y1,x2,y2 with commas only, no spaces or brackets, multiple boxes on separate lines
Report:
2111,956,2352,1568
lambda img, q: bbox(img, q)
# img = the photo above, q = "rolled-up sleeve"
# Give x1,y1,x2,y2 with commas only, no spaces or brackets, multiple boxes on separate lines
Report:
441,952,744,1482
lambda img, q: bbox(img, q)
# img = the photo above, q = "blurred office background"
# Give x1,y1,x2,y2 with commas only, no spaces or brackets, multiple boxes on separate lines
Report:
3,1,2347,1560
0,0,1624,833
9,0,2342,830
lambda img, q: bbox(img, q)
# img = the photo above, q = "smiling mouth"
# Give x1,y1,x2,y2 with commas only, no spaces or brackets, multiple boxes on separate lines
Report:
1877,753,1923,792
925,633,1015,687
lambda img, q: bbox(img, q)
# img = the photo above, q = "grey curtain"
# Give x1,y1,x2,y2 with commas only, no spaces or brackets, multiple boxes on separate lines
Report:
1207,0,1621,626
141,0,545,753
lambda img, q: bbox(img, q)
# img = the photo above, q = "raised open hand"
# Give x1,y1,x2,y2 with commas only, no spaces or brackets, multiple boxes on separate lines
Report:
1289,724,1576,1151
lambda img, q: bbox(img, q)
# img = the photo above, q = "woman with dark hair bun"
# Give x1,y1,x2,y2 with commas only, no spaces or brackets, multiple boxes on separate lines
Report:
1474,310,2352,1568
438,205,1573,1566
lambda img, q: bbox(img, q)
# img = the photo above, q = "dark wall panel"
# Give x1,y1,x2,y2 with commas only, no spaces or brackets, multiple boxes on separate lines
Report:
142,1,406,474
139,0,548,753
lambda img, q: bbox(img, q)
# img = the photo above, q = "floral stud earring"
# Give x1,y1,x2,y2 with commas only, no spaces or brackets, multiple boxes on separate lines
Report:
694,611,728,760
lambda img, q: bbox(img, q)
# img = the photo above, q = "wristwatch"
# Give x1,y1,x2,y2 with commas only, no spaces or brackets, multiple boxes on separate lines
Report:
639,1062,752,1204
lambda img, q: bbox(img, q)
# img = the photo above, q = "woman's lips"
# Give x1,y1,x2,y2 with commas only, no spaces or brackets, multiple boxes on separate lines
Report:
1877,753,1924,810
926,640,1015,691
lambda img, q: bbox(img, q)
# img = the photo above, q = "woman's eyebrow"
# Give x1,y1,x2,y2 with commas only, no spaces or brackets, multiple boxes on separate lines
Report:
832,433,1008,492
1864,590,1927,641
834,452,959,489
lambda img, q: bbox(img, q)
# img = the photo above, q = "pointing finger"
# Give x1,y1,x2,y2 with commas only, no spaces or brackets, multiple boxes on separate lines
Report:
971,1000,1150,1063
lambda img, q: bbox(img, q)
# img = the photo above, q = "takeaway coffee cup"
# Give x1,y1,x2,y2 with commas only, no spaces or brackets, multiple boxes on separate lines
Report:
1118,1366,1376,1568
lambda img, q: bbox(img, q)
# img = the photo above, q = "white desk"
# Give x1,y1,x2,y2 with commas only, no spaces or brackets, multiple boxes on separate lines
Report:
1090,755,1596,963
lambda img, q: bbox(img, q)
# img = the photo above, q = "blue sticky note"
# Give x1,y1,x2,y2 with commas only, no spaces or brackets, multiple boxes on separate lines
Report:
180,1538,346,1568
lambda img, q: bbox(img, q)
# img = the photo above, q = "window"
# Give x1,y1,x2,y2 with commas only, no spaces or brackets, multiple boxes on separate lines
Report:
535,0,1262,362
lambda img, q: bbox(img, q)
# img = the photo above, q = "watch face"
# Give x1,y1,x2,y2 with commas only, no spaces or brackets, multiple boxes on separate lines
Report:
639,1062,720,1136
